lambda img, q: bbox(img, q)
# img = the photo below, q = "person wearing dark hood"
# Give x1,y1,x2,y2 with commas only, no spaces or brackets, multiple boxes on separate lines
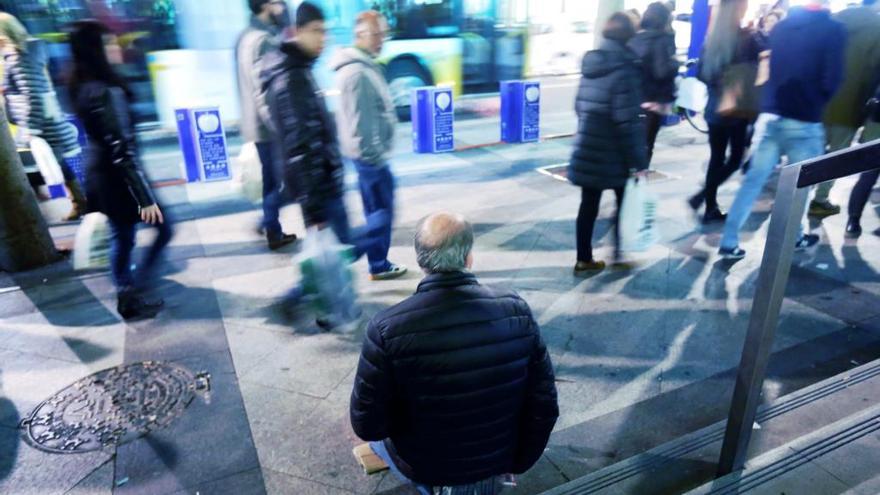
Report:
69,20,172,320
568,12,648,275
719,0,846,259
236,0,297,250
330,11,407,282
628,1,679,164
810,0,880,220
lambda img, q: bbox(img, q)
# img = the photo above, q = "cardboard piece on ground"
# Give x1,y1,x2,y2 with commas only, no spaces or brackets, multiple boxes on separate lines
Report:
353,443,389,475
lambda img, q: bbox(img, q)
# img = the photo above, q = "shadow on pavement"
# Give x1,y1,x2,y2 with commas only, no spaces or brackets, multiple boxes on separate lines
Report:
0,370,20,483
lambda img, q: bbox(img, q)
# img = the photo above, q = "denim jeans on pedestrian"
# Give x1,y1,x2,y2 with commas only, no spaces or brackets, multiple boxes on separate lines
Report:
720,115,825,251
108,216,174,290
255,141,283,237
353,159,395,274
369,441,501,495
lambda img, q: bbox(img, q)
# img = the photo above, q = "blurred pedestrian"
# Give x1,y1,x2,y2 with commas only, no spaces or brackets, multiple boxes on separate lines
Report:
263,2,381,319
69,20,172,320
844,68,880,238
331,11,407,281
569,12,648,274
688,0,760,225
719,0,846,259
350,212,559,495
629,2,679,164
0,12,85,221
753,9,784,51
810,0,880,219
236,0,297,250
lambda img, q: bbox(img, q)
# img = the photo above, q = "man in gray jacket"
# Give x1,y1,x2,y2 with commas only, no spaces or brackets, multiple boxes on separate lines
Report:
236,0,297,250
331,11,406,281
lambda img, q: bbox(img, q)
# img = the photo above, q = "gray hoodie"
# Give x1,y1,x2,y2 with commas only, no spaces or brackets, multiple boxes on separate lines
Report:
330,47,397,165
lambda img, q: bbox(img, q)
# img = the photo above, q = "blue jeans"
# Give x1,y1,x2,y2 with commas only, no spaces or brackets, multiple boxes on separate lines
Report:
369,441,501,495
256,141,283,237
720,115,825,250
108,216,174,289
353,160,395,274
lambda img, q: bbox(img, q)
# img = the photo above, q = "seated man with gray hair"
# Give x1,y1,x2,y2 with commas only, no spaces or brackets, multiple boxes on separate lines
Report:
350,212,559,494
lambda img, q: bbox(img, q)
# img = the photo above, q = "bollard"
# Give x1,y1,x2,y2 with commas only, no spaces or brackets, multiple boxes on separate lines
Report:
175,107,231,182
500,80,540,144
411,87,454,154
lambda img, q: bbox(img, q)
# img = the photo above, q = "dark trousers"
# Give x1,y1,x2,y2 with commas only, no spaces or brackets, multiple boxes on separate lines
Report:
256,141,283,237
849,169,880,219
354,160,395,274
108,216,174,290
703,122,748,211
577,186,624,263
645,111,663,165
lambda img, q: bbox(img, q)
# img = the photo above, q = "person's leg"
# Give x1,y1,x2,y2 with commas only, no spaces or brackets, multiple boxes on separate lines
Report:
720,115,782,250
704,124,733,212
812,125,855,207
369,441,433,495
355,161,394,275
612,186,625,262
780,120,827,242
576,187,602,263
135,213,175,289
256,141,283,237
108,219,137,289
848,122,880,223
645,111,662,165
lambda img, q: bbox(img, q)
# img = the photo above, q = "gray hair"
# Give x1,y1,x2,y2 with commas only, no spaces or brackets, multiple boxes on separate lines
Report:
414,213,474,273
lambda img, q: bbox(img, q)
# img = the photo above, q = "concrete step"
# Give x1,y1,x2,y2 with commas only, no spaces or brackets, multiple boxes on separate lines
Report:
540,359,880,495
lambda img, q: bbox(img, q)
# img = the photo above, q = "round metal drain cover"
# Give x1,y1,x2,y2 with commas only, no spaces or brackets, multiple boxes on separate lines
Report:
20,361,210,453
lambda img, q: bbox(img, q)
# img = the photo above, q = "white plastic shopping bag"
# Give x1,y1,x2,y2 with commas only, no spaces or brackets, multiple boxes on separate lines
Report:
73,213,112,270
29,136,66,199
676,77,708,113
619,177,659,252
293,228,360,324
234,142,263,204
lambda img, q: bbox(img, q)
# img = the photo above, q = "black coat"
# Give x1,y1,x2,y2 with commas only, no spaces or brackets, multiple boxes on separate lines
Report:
568,40,648,190
262,41,344,226
350,272,559,486
74,81,156,224
628,30,679,104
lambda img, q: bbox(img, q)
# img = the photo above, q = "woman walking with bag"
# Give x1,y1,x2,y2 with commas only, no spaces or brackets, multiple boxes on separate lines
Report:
688,0,760,224
0,13,86,220
69,20,172,320
569,13,648,275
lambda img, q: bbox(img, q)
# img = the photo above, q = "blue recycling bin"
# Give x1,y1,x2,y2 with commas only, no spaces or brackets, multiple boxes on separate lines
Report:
412,87,454,154
175,107,232,182
500,80,540,144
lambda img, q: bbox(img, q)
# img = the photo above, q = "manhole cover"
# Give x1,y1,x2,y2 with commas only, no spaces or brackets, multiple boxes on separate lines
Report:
20,361,211,454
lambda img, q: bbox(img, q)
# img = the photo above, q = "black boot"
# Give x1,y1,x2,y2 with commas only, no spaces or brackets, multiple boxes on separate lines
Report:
117,288,164,321
846,217,862,238
702,207,727,224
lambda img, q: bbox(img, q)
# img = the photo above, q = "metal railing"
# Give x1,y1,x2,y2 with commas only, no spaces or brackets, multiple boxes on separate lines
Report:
718,138,880,475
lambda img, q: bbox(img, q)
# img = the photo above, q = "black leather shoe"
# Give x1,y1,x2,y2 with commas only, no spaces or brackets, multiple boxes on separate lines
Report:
268,232,298,250
118,289,164,321
702,207,727,224
846,217,862,238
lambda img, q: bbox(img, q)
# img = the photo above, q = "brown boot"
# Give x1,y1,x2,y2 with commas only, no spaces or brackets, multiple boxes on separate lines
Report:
63,180,87,221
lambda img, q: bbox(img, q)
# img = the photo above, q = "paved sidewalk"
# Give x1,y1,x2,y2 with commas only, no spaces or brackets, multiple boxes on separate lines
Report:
2,122,880,495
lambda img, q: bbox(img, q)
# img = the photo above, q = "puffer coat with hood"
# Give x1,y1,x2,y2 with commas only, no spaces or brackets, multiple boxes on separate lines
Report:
568,39,648,190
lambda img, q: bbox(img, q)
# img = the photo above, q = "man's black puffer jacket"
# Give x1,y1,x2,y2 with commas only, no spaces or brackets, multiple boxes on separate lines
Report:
628,29,679,104
568,39,648,191
350,272,559,487
262,41,344,226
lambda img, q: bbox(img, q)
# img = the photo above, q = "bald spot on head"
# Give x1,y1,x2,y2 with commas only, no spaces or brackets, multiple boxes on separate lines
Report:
418,212,467,249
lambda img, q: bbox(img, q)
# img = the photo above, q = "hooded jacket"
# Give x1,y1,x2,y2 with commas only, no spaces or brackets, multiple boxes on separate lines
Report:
823,6,880,129
761,7,847,122
261,41,344,226
568,39,648,190
331,47,397,165
628,29,679,104
350,272,559,486
235,16,281,143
